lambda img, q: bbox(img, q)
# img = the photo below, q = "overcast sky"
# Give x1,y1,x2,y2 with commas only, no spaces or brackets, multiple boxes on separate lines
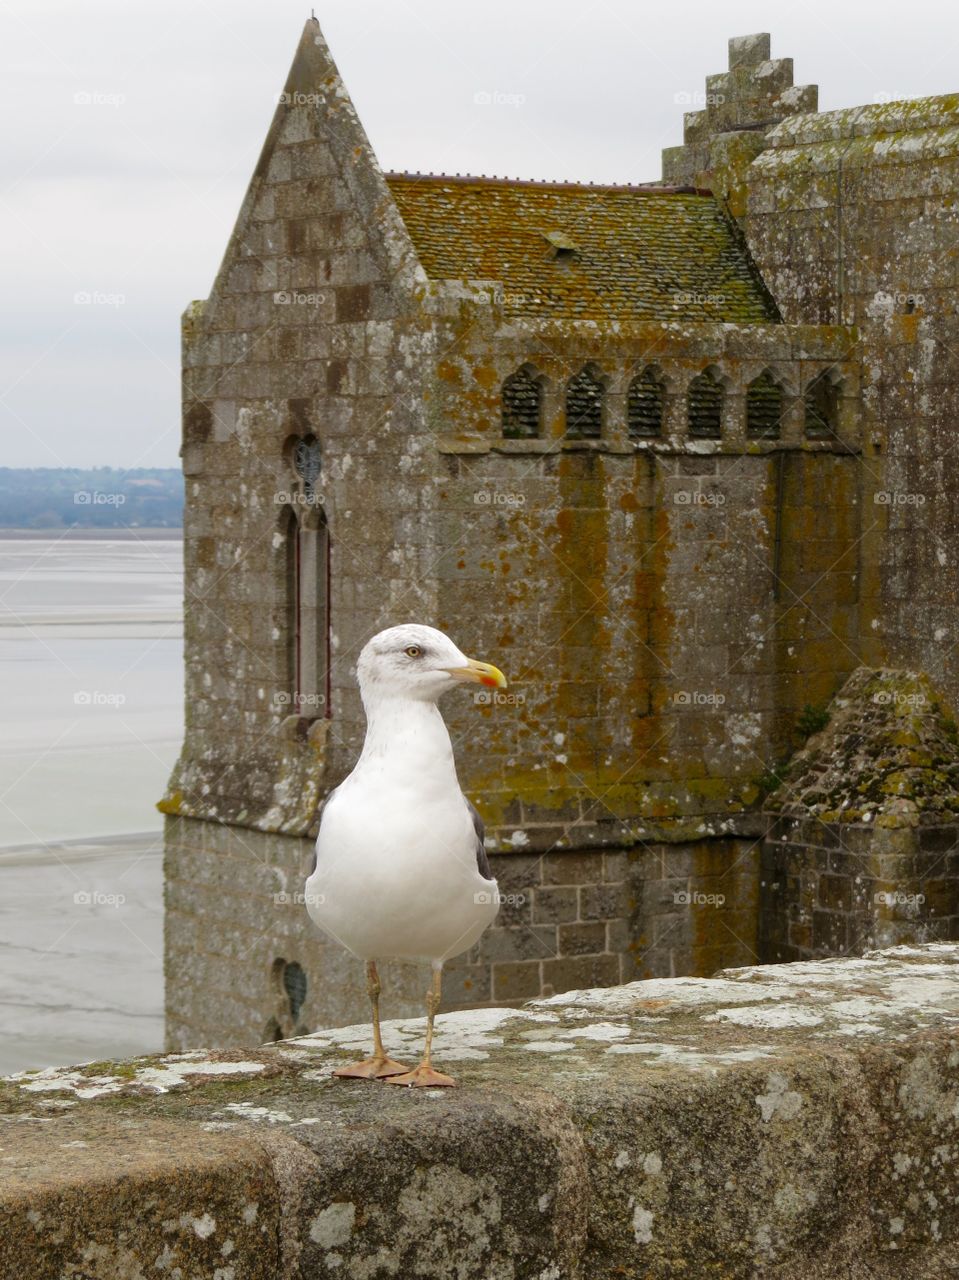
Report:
3,0,958,468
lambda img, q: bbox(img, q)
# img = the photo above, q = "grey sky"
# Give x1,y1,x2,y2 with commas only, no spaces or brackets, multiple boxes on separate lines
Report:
2,0,956,468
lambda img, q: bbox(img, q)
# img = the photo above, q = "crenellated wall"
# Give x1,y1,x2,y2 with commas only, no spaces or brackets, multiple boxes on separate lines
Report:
427,313,862,839
663,32,818,215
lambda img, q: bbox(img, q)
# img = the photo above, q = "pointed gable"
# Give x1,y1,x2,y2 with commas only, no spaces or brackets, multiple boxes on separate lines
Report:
202,17,422,326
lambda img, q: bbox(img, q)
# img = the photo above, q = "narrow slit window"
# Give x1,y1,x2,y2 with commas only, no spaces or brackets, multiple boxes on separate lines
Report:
285,436,331,718
289,513,330,718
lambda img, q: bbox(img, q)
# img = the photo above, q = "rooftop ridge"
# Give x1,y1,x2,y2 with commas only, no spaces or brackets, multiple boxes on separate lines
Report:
384,171,714,196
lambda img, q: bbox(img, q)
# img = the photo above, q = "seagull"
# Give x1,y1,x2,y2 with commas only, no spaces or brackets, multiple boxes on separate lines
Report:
305,624,507,1087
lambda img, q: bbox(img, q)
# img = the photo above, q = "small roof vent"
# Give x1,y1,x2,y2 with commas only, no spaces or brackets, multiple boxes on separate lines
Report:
541,228,579,257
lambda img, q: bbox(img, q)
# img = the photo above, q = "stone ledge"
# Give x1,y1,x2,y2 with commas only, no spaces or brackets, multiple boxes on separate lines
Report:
436,434,861,459
4,944,959,1278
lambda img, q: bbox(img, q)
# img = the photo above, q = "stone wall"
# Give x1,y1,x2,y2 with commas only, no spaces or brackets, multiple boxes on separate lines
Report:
745,97,959,708
760,816,959,962
662,44,959,714
7,945,959,1279
162,19,436,837
428,316,863,838
166,816,761,1050
759,667,959,963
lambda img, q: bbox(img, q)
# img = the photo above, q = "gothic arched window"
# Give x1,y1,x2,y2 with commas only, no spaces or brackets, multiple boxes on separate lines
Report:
627,368,665,437
501,365,542,439
565,365,604,438
687,367,724,439
746,370,785,439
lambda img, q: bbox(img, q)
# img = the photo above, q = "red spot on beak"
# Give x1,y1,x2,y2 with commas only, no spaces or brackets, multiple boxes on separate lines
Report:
480,674,499,688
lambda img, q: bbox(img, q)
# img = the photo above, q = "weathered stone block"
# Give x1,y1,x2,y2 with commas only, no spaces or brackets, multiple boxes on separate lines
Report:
729,32,771,68
533,886,580,924
579,883,630,921
557,922,607,956
491,959,542,1001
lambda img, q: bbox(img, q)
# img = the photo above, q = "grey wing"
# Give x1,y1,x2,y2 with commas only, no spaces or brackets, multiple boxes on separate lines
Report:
310,784,341,875
466,798,494,880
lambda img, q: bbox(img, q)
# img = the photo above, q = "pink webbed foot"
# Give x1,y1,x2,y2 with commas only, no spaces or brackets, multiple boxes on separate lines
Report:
332,1056,409,1080
384,1062,456,1088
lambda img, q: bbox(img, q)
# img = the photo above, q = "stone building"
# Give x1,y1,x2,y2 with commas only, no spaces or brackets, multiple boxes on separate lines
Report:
162,21,959,1049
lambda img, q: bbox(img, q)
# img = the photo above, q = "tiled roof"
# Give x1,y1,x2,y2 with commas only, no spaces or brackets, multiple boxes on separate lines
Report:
384,174,777,323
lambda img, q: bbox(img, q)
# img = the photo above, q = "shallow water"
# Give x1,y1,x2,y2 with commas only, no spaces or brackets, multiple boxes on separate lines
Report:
0,834,164,1074
0,537,183,844
0,537,181,1071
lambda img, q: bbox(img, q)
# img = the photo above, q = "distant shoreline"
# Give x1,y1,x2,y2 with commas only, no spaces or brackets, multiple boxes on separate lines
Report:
0,528,182,541
0,830,164,865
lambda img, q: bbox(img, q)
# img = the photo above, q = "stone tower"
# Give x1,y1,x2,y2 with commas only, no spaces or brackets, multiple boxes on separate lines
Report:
162,23,959,1051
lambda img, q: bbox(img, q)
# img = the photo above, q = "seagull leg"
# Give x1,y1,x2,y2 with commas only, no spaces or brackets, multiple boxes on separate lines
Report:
385,964,455,1088
332,959,409,1080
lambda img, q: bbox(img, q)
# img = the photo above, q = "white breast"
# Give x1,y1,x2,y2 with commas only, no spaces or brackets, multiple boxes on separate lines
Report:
305,698,499,962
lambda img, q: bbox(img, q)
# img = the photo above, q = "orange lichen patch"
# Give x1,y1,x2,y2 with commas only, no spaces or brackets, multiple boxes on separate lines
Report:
385,174,776,323
472,365,499,390
554,508,576,538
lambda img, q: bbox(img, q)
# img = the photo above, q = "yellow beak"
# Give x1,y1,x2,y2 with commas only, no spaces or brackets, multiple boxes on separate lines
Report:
446,657,508,690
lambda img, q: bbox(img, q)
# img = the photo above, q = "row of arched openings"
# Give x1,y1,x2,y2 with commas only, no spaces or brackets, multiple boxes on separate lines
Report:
502,365,842,442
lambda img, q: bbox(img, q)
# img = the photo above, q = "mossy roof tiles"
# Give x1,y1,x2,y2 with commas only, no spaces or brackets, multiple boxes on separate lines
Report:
385,174,777,323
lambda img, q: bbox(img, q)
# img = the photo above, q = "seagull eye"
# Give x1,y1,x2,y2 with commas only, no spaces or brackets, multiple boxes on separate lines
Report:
404,645,423,659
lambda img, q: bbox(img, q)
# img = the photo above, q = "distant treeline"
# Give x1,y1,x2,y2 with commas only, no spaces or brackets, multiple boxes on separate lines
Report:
0,468,183,528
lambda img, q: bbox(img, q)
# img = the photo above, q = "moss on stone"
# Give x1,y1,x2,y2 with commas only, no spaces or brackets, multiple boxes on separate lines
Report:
766,668,959,823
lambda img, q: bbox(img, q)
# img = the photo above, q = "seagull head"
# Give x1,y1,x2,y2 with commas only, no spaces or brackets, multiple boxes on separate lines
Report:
356,624,507,704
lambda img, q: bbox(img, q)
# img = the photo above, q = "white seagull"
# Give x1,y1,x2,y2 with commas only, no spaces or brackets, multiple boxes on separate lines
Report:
305,623,507,1087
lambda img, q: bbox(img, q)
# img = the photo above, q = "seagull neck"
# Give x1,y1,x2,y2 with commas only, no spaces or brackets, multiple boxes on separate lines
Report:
358,696,458,780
